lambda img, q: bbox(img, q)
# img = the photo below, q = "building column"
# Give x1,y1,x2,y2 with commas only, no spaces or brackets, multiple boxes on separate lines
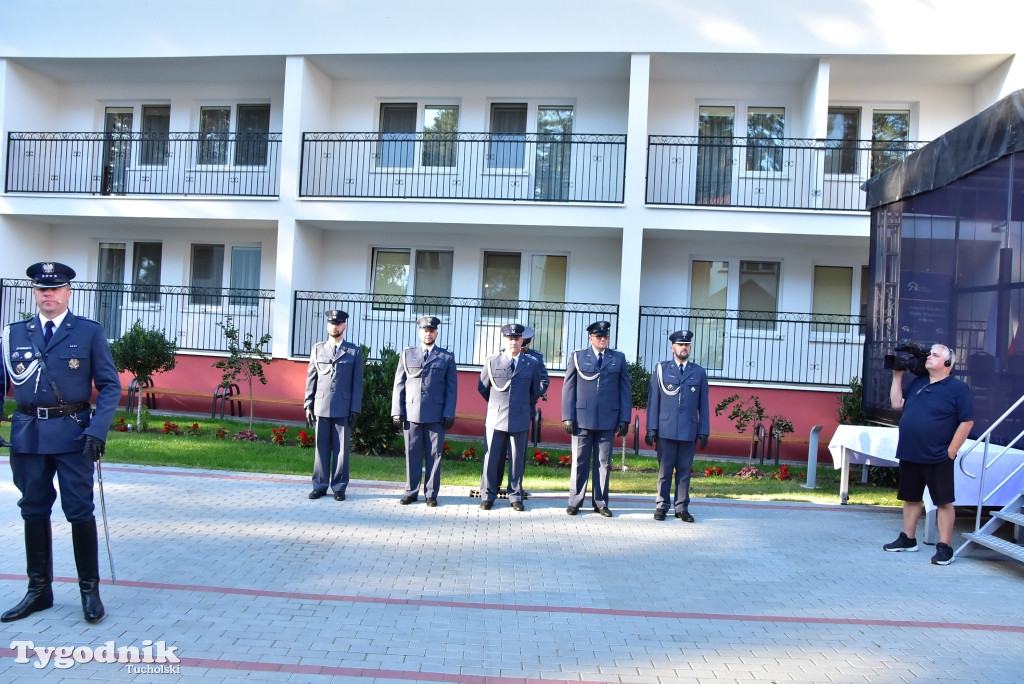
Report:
616,53,651,361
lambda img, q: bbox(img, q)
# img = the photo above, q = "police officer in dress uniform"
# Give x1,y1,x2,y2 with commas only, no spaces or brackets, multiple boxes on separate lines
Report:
496,325,549,492
478,324,544,511
1,262,121,624
562,320,631,517
304,310,363,501
392,315,458,507
645,330,710,522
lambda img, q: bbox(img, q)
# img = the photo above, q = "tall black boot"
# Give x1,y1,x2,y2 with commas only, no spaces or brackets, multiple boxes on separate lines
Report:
71,520,105,624
1,519,54,622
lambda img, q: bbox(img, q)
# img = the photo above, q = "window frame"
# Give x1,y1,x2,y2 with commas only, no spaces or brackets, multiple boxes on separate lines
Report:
195,102,273,169
375,101,462,172
369,247,454,315
187,241,263,309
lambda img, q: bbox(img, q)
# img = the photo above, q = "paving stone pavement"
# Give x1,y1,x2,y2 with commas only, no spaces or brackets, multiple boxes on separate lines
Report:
1,459,1023,683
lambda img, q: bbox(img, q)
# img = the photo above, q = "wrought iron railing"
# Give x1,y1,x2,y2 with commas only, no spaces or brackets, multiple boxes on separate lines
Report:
6,131,282,196
292,292,619,371
638,307,865,386
646,136,926,211
300,132,626,203
0,279,273,353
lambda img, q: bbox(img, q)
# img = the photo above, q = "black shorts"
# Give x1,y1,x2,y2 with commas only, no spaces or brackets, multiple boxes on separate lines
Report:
897,458,956,506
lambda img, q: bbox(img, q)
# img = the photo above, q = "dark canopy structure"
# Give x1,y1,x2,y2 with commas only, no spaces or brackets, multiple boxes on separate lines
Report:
862,89,1024,442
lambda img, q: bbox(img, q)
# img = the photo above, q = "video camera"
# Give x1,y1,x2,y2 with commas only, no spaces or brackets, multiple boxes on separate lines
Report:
883,339,933,377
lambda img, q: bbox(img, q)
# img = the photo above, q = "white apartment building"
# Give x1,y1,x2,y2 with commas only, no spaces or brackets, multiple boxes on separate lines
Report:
2,0,1022,443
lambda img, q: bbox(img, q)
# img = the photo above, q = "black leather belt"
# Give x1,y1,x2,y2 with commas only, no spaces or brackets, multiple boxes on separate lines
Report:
19,402,91,419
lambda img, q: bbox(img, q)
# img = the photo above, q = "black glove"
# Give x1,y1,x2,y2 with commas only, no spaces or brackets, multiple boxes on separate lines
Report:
562,420,577,435
305,408,315,427
392,415,404,429
698,434,709,451
615,421,629,437
349,412,360,428
644,430,657,447
443,417,455,430
0,435,10,449
83,436,105,462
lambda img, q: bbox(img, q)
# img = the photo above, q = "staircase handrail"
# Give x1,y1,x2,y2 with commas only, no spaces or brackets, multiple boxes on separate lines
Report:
957,391,1024,532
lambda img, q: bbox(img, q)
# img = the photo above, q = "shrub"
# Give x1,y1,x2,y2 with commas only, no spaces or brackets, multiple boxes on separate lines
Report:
350,345,401,457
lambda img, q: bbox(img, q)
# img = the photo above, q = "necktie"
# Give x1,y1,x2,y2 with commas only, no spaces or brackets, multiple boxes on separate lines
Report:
597,352,604,369
509,358,516,374
423,348,430,361
678,363,684,374
43,320,54,345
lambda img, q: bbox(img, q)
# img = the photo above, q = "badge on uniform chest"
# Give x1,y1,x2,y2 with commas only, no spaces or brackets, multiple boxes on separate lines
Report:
69,359,80,370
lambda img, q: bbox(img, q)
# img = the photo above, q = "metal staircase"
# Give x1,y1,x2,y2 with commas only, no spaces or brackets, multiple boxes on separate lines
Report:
955,394,1024,564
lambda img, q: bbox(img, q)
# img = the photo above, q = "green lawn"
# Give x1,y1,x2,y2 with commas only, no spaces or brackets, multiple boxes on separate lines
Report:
72,409,897,507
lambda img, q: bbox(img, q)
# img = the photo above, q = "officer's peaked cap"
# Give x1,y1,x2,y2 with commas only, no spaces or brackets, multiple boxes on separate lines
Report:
417,315,441,330
501,323,526,338
27,261,76,289
587,321,612,337
325,309,348,323
669,330,695,344
521,326,536,343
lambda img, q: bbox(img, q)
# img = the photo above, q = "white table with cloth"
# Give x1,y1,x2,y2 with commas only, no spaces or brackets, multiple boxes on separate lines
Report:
827,425,1024,543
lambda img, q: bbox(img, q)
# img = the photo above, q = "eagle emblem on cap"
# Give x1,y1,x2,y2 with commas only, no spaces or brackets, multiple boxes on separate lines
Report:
43,263,55,274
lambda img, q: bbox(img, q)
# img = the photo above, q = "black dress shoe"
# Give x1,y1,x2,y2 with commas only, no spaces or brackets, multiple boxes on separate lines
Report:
334,491,346,501
566,506,579,516
676,510,695,522
400,495,417,505
511,501,525,512
654,510,666,521
480,500,493,510
595,507,613,518
309,490,326,500
425,498,438,507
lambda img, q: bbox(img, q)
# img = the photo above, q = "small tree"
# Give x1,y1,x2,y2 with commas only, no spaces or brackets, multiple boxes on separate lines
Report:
837,376,864,426
715,393,794,463
109,321,177,431
213,316,272,432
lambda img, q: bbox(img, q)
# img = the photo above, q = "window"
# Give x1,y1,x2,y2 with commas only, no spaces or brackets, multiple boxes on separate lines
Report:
422,105,459,168
371,249,453,312
198,107,231,165
738,261,780,330
234,104,271,166
482,252,521,317
535,106,573,200
132,242,163,303
228,246,262,306
190,244,225,305
140,105,170,166
870,110,911,176
745,107,785,173
378,103,417,168
488,103,528,169
812,266,853,333
825,107,861,175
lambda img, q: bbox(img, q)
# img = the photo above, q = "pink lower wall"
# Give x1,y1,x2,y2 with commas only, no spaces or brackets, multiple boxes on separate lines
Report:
122,355,847,463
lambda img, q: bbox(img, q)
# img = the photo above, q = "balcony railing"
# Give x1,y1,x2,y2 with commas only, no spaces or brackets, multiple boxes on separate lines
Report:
646,136,926,211
300,132,626,203
638,307,865,387
6,131,282,196
0,279,274,353
292,292,619,371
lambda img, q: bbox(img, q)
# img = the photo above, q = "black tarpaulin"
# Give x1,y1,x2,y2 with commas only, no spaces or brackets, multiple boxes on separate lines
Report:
864,89,1024,209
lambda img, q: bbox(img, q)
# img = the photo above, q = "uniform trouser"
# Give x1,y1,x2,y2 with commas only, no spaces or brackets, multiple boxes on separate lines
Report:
312,417,351,494
655,437,697,513
10,450,95,522
403,421,445,499
568,429,614,509
482,428,528,503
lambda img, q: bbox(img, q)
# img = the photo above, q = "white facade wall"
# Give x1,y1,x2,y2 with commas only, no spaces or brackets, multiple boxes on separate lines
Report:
1,0,1022,374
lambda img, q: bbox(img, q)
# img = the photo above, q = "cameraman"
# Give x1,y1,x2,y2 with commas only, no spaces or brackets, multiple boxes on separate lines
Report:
885,343,973,565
